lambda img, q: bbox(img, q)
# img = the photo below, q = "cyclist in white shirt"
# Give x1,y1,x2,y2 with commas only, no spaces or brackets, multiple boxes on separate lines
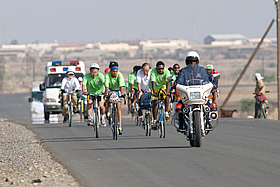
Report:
136,62,151,118
61,71,80,123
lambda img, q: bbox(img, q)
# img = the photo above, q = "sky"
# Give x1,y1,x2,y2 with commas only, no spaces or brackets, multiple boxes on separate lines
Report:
0,0,277,45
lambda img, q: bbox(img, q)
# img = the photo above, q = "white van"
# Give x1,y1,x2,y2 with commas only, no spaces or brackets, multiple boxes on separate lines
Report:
40,61,86,122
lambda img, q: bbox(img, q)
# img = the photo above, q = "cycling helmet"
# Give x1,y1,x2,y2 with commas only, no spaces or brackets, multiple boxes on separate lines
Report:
90,63,100,70
206,64,214,70
109,61,118,68
185,51,200,65
104,67,110,74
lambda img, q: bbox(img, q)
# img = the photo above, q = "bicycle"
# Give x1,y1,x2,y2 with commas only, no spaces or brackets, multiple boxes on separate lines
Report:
106,92,126,140
138,91,152,136
253,91,269,119
156,89,166,138
89,93,102,138
65,90,79,127
77,95,85,122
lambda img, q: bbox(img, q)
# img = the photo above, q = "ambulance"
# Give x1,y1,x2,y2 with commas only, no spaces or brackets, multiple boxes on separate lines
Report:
40,61,85,122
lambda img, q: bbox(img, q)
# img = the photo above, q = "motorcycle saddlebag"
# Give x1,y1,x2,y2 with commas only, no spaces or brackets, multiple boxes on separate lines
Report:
139,92,152,109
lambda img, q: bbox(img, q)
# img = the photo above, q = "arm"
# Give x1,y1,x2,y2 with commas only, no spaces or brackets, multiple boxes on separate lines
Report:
120,86,123,95
152,81,156,96
105,87,109,95
82,84,86,93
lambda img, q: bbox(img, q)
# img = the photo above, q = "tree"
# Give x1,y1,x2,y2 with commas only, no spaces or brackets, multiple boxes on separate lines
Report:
10,40,18,45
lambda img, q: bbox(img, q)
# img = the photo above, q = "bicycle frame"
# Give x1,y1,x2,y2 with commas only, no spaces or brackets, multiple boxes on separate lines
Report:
90,94,101,138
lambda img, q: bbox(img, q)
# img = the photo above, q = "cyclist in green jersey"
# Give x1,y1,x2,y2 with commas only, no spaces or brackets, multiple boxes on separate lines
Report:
150,61,171,128
128,66,141,114
104,61,126,135
82,63,106,126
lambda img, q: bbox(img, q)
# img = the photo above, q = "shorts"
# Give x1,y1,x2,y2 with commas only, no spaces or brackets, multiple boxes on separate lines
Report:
109,89,122,103
88,95,103,103
151,86,167,101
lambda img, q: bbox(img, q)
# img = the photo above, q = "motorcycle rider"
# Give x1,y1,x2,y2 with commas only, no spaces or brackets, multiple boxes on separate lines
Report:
254,73,268,118
173,51,213,130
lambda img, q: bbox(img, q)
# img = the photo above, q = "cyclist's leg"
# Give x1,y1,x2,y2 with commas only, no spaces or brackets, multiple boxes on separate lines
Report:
87,98,93,117
117,102,122,126
98,96,106,126
62,95,69,117
72,92,78,107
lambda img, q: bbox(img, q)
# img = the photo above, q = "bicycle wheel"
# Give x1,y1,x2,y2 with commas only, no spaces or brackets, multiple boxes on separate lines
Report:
114,108,118,140
78,102,83,122
68,102,72,127
162,111,166,138
262,102,267,119
95,110,99,138
158,106,163,138
145,113,148,136
148,112,152,136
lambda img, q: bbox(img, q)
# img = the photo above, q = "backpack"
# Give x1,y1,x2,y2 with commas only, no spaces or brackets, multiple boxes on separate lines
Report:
139,92,152,109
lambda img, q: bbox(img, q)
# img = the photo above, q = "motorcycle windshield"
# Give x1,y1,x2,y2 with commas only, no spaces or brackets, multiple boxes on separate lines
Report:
186,79,209,86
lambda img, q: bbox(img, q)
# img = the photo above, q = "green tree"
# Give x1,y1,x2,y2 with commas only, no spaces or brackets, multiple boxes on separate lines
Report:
10,39,18,45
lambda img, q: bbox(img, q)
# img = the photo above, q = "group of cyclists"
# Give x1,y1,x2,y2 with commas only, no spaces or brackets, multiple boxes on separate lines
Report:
60,50,224,135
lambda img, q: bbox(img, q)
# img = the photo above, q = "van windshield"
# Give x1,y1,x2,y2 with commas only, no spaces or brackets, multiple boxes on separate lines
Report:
46,73,84,88
32,92,43,102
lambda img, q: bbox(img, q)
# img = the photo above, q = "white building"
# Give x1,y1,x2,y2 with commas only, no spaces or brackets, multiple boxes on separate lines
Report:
204,34,247,46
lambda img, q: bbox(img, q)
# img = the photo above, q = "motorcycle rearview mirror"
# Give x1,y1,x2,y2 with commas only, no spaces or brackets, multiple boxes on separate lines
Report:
167,76,175,82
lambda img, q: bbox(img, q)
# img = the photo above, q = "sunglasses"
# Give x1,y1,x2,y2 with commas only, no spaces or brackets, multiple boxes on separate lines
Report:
157,68,164,70
174,67,180,69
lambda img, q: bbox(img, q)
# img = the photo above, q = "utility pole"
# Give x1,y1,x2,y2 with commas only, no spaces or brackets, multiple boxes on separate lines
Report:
275,0,280,120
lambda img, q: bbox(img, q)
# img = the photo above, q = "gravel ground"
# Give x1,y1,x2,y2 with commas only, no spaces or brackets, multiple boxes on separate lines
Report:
0,119,80,187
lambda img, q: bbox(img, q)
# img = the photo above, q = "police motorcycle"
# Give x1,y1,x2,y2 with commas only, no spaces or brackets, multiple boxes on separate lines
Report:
168,75,218,147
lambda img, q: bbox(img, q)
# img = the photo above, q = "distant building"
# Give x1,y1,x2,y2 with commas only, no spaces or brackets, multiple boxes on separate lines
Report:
56,45,85,52
98,43,131,51
247,37,276,47
204,34,247,46
140,39,188,52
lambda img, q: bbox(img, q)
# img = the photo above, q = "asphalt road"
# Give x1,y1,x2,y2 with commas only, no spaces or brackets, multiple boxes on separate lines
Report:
1,93,280,187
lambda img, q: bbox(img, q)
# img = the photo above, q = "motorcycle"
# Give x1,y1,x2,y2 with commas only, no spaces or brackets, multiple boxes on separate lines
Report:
168,77,218,147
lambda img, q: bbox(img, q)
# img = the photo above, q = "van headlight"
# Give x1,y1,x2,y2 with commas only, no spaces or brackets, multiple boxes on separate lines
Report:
190,92,200,100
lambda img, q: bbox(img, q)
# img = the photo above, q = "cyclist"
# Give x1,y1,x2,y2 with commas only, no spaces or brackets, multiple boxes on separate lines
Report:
104,67,111,75
136,62,151,118
126,80,131,114
170,63,181,102
168,67,174,74
150,61,171,129
128,65,142,115
254,73,268,118
82,63,106,126
173,51,213,130
206,64,220,103
61,71,80,123
104,61,126,135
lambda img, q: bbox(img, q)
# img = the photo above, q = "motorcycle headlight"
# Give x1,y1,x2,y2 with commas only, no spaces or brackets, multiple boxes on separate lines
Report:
190,92,200,100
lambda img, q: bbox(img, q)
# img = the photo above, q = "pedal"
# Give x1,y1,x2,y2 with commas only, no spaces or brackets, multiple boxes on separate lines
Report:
177,128,186,132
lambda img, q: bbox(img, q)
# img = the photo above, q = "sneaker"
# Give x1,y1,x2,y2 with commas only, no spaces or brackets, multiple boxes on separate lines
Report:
74,107,78,113
87,116,93,126
106,111,111,120
152,120,157,130
101,115,107,127
118,126,123,135
63,117,67,123
165,112,170,121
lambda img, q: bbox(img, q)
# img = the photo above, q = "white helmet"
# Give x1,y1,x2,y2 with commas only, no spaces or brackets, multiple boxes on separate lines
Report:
78,77,83,82
90,63,100,69
185,51,200,65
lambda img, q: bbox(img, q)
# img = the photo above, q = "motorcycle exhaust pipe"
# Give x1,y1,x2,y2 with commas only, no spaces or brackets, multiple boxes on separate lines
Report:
209,111,218,120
